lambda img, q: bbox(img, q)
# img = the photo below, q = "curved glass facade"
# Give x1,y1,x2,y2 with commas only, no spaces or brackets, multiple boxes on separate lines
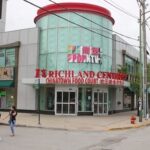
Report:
37,12,113,72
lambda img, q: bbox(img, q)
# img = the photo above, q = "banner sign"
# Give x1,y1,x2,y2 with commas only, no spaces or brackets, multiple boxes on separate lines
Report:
35,69,127,86
67,45,102,64
0,67,14,80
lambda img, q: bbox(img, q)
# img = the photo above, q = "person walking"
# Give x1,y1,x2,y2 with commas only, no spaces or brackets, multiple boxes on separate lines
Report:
3,105,17,136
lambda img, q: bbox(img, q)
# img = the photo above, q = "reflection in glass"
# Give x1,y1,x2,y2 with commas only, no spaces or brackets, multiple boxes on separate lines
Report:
57,92,62,102
99,104,103,113
86,88,92,111
104,93,107,103
70,92,75,102
94,92,98,103
63,92,68,103
99,93,103,103
70,104,75,114
63,104,68,114
46,87,55,110
104,104,107,113
57,104,62,113
94,104,97,113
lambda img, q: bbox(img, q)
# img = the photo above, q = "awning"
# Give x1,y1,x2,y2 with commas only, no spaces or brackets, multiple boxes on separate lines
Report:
0,80,14,87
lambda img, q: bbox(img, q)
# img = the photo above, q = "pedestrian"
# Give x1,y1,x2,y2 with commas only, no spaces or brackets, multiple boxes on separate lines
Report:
3,105,17,136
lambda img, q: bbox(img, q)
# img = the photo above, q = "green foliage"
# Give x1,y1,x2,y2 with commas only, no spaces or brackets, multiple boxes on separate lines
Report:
117,65,127,73
118,64,140,96
147,63,150,82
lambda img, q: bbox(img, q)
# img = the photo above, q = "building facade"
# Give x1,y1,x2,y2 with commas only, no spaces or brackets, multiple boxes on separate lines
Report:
0,1,139,115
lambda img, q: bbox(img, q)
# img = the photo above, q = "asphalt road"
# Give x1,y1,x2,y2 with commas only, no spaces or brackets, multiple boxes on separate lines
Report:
0,125,150,150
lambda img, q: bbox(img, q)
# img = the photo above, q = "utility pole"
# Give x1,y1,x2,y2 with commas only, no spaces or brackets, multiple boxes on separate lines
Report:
138,0,147,118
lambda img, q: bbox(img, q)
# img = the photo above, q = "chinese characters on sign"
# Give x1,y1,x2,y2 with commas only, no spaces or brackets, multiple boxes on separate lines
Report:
35,69,127,86
67,45,102,64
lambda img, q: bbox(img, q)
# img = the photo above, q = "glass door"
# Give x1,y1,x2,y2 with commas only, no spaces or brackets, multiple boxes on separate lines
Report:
56,91,76,115
93,92,108,115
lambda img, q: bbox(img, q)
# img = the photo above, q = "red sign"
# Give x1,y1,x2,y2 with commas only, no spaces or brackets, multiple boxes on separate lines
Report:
35,69,127,86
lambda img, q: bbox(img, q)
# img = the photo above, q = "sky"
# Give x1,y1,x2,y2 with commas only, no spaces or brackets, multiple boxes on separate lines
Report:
5,0,150,49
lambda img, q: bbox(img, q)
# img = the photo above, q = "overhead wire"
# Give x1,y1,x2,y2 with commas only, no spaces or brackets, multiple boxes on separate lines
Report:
102,0,139,20
48,0,138,41
23,0,140,48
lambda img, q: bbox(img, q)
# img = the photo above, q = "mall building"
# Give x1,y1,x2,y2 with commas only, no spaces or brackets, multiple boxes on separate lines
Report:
0,1,140,115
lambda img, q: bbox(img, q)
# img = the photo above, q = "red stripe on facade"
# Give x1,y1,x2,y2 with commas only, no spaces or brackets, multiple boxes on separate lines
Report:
34,2,115,24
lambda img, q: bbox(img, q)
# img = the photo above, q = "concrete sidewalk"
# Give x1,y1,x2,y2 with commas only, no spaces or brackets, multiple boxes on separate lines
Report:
0,111,150,131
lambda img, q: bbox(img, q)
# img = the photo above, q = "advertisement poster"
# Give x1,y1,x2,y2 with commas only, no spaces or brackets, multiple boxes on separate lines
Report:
0,67,14,80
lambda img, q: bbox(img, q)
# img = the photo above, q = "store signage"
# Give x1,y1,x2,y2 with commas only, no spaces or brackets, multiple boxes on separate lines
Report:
0,67,14,80
67,45,102,64
35,69,127,86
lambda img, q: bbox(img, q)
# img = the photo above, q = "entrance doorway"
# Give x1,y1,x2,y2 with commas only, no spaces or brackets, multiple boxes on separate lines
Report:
56,90,77,115
93,91,108,115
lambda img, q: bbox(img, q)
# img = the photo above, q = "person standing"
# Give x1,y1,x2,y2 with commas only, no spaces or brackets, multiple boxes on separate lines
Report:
3,105,17,136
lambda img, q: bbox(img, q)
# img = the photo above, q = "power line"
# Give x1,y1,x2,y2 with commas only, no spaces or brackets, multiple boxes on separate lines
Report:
102,0,138,20
23,0,139,48
48,0,138,41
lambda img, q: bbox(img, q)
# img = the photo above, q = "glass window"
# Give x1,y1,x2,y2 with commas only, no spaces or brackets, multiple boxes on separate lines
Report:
57,53,68,70
39,55,47,69
48,15,58,28
40,31,48,54
69,13,82,27
80,13,92,28
80,29,91,45
58,13,69,27
46,87,55,110
78,87,92,112
47,53,57,70
58,28,69,52
47,29,57,53
38,16,48,30
69,27,81,45
0,49,5,67
0,48,15,67
6,48,15,67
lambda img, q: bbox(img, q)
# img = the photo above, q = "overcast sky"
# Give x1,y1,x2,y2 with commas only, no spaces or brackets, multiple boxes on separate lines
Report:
5,0,150,49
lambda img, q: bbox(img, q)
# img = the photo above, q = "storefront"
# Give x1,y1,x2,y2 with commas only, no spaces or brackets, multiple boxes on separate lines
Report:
0,42,20,109
31,2,129,115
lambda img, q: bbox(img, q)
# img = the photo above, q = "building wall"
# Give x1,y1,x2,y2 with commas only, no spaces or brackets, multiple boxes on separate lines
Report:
0,0,7,32
0,27,39,110
112,34,139,71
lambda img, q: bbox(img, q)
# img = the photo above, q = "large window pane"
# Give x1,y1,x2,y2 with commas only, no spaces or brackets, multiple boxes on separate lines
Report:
46,87,55,110
6,48,15,67
57,92,62,103
0,49,5,67
40,31,48,54
63,92,68,103
47,29,57,53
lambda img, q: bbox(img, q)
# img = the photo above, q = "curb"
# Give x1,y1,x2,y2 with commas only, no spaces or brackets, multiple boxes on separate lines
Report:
108,122,150,131
1,121,150,132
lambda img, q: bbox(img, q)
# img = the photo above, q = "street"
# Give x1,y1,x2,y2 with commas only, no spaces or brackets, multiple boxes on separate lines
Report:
0,125,150,150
